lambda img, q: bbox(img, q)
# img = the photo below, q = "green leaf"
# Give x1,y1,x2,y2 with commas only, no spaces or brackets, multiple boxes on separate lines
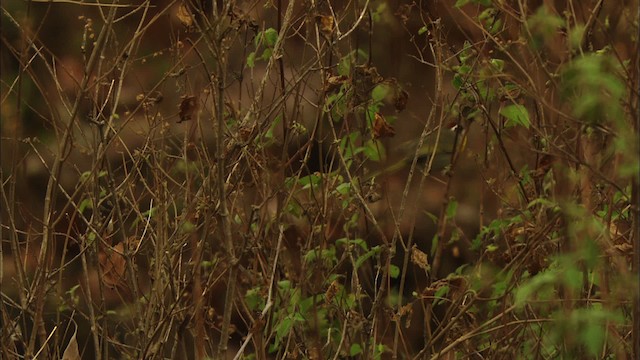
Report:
371,83,392,102
350,343,363,356
445,198,458,220
304,249,320,263
260,48,273,61
354,246,381,270
335,182,351,195
430,234,439,257
580,322,604,357
418,26,428,35
298,174,322,189
455,0,471,7
363,139,385,162
337,237,368,251
422,210,438,225
275,316,294,341
489,58,504,72
180,220,196,234
500,104,530,129
433,285,450,305
264,115,282,141
470,237,482,251
514,270,557,308
245,287,264,311
78,198,92,214
67,284,80,296
563,265,582,290
452,74,464,89
246,52,256,68
263,27,278,47
87,232,96,245
389,264,400,279
338,56,351,76
486,244,499,252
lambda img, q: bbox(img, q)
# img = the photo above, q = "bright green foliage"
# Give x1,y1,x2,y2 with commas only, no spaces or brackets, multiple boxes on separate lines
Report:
500,104,530,129
526,6,564,49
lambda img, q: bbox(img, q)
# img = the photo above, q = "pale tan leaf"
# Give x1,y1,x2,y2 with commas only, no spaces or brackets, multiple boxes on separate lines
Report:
61,326,80,360
176,4,193,27
411,245,430,272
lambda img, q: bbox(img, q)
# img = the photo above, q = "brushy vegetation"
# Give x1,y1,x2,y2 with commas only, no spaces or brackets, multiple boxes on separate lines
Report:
1,0,638,359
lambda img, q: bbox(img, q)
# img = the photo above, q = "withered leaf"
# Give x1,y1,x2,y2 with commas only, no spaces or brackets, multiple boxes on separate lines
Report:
372,112,395,139
178,95,198,123
316,15,335,34
98,242,126,289
324,279,340,304
411,245,430,272
176,4,193,27
324,74,348,92
62,324,81,360
394,88,409,112
395,3,415,24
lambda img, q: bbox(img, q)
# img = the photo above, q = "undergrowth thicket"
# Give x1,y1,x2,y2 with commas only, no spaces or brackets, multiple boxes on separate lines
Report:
1,0,638,359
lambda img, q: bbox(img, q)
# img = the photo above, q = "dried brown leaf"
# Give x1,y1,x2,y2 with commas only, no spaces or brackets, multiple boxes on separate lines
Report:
325,279,340,304
372,112,395,139
316,15,334,34
324,74,348,92
411,245,430,272
394,88,409,112
176,4,193,27
98,242,127,289
178,95,198,123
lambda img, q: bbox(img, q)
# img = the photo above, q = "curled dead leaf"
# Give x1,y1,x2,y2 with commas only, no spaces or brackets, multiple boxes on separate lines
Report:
176,4,193,27
325,279,340,304
178,95,198,123
98,242,126,289
372,112,395,139
395,3,415,24
394,88,409,112
411,245,430,272
324,74,348,92
316,14,335,34
364,181,382,203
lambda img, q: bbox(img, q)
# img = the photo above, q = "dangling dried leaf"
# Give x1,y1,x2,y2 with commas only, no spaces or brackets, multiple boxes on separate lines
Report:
372,112,395,139
98,242,127,289
327,74,348,85
398,303,414,328
395,3,415,24
176,4,193,27
324,279,340,304
532,154,555,178
394,88,409,112
178,95,198,123
316,14,335,34
324,74,348,92
62,324,81,360
365,181,382,203
411,245,430,272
